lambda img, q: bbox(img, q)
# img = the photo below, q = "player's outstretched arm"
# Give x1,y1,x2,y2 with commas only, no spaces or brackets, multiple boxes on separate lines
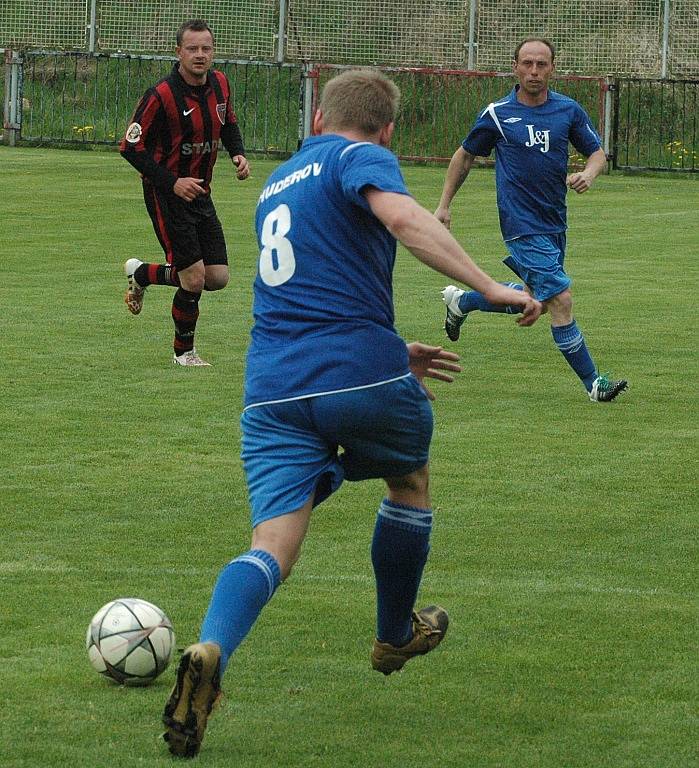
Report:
366,189,542,327
406,342,461,401
434,147,474,229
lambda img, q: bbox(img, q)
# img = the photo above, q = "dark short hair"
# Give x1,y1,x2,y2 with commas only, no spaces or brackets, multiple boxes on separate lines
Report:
513,37,555,63
176,19,214,47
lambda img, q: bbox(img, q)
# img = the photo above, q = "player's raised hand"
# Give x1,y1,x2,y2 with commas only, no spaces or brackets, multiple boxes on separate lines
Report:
233,155,250,180
406,342,461,401
174,177,206,201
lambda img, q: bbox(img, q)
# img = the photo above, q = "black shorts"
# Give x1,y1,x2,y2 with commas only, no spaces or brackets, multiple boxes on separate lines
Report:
142,182,228,269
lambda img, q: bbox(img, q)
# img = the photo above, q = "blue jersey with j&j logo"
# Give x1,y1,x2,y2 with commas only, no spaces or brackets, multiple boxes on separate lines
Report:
462,87,602,241
245,134,412,409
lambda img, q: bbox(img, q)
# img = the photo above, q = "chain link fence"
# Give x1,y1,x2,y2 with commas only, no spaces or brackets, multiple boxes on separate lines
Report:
670,0,699,77
2,1,697,169
96,0,279,60
285,0,467,67
1,0,698,77
1,0,89,49
15,51,302,154
475,0,664,76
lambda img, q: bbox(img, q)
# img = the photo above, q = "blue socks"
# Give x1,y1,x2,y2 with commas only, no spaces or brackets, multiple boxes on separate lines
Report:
199,549,281,675
551,320,597,391
198,503,435,673
198,502,433,672
371,499,432,647
456,286,598,393
458,281,524,315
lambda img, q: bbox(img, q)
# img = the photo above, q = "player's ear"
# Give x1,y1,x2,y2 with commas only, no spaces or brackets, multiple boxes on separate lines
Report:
312,109,324,135
379,121,394,147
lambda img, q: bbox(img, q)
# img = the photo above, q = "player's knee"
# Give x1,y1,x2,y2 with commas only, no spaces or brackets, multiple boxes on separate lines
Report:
262,545,300,582
561,290,573,313
179,269,206,293
204,267,229,291
546,289,573,318
386,464,430,498
205,274,229,291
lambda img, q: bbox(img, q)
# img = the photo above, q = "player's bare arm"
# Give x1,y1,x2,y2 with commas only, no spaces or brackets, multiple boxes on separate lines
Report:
366,189,542,326
434,148,475,229
567,148,607,194
406,342,461,401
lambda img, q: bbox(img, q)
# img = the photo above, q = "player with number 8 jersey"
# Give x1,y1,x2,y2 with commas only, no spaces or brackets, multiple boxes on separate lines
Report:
247,136,410,407
161,69,541,760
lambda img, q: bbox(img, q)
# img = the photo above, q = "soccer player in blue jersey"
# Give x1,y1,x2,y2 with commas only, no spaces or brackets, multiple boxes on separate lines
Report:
161,68,542,758
435,37,627,402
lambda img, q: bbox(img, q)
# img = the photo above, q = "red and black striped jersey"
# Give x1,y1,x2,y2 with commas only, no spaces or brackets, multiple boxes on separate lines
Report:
120,64,245,194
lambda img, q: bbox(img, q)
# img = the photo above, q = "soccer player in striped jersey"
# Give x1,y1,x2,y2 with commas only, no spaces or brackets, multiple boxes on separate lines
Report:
161,68,542,758
435,37,627,402
120,19,249,366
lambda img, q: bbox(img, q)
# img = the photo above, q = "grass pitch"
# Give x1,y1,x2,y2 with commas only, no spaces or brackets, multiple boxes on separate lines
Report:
1,147,697,768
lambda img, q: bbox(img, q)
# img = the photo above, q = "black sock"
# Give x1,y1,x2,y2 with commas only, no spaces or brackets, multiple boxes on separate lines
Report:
172,288,201,356
136,263,180,287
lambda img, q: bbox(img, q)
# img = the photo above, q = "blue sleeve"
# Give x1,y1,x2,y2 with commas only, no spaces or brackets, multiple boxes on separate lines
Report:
462,110,500,157
569,103,602,157
339,143,409,211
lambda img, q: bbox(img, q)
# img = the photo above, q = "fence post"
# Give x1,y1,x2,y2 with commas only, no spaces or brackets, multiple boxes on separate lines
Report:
276,0,288,63
87,0,98,53
661,0,670,78
603,77,613,167
297,63,314,148
467,0,477,69
610,78,620,171
3,50,23,147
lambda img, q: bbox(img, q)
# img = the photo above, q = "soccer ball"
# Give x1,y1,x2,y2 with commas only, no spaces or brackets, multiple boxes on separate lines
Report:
86,597,175,685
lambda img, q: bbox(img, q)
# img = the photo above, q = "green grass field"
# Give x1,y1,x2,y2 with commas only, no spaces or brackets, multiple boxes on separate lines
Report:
2,147,697,768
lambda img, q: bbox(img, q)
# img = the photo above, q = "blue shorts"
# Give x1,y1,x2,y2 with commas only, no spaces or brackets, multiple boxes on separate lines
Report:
503,233,571,302
240,375,433,527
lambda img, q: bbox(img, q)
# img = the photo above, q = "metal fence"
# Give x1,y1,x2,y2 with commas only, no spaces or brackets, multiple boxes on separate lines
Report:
3,0,698,169
1,0,698,78
8,52,610,160
4,48,698,171
13,52,303,155
5,19,699,174
613,78,698,171
312,63,608,164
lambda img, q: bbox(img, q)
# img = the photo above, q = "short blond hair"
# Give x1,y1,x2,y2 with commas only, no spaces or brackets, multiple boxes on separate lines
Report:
319,69,400,135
